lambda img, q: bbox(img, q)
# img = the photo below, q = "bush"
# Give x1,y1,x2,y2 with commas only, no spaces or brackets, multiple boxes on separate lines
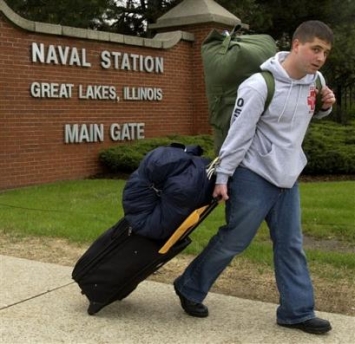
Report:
99,135,215,173
99,121,355,176
303,120,355,175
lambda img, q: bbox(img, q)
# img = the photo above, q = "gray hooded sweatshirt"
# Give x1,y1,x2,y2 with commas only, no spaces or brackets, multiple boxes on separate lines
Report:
216,51,332,188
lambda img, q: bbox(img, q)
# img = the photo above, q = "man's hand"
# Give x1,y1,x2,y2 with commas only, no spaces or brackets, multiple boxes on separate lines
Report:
213,184,229,201
320,86,336,110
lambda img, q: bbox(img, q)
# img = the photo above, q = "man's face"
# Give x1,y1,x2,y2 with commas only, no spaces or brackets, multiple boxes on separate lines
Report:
293,37,332,74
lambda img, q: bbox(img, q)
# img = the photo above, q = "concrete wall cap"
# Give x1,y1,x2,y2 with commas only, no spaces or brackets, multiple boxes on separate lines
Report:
150,13,240,29
149,0,241,29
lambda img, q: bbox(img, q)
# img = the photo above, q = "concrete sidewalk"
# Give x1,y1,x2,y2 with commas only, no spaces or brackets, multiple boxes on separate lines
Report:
1,255,354,344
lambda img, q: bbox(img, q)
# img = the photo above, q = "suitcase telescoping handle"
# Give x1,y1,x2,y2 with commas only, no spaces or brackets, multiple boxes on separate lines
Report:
158,198,219,254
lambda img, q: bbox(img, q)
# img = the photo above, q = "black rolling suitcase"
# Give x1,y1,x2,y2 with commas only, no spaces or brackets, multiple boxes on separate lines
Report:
72,199,218,315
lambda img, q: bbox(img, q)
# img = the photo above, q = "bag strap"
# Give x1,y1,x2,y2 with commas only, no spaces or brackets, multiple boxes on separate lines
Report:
315,74,323,113
219,24,243,55
260,71,275,112
219,34,233,55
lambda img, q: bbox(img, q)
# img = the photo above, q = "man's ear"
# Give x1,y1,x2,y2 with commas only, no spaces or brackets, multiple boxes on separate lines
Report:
292,39,301,52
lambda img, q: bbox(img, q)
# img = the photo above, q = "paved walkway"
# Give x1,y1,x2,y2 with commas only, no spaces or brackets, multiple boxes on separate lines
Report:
1,255,354,343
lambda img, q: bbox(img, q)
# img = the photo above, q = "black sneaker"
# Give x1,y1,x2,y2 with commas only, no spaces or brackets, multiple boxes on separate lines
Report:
173,282,208,318
277,317,332,334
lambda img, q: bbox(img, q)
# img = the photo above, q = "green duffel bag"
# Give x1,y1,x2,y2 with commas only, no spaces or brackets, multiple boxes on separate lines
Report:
201,27,277,154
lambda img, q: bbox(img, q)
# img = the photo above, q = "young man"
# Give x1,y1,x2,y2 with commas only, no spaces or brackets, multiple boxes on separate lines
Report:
174,20,335,335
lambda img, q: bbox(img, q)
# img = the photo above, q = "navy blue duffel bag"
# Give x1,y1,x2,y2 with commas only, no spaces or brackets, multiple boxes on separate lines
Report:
122,143,215,240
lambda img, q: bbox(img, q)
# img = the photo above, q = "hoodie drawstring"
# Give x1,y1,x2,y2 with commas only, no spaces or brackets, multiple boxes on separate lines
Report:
291,86,302,126
277,81,294,122
277,81,302,125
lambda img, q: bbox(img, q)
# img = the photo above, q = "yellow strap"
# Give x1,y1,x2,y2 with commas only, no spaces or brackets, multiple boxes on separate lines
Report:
158,205,209,254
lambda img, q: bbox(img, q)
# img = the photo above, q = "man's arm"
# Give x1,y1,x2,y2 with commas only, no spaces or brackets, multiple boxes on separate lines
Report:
213,75,268,202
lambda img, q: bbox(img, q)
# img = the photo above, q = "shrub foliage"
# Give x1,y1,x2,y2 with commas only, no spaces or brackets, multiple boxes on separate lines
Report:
303,120,355,175
99,121,355,176
99,135,215,173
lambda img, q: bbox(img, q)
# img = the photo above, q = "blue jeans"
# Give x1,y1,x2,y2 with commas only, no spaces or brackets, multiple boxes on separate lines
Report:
175,167,315,324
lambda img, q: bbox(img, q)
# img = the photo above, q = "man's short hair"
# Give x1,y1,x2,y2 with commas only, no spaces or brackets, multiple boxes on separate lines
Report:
293,20,334,45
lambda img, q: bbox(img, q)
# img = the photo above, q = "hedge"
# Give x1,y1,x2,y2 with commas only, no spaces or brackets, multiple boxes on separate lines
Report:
99,121,355,176
99,134,215,174
303,120,355,174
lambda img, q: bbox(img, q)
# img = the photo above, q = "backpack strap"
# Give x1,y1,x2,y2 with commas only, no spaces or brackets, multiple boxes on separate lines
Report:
261,72,323,113
260,71,275,113
315,74,323,113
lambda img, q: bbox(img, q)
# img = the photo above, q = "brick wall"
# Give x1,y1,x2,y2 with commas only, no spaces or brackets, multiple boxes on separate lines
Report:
0,7,232,190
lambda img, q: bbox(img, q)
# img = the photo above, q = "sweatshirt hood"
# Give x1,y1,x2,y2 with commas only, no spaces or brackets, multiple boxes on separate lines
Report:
260,52,318,123
260,51,318,85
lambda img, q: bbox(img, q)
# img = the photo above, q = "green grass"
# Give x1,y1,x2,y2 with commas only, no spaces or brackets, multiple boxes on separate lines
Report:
0,180,125,242
300,181,355,241
0,179,354,279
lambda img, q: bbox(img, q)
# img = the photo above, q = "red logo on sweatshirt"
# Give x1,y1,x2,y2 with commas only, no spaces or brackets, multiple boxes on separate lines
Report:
308,86,317,113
